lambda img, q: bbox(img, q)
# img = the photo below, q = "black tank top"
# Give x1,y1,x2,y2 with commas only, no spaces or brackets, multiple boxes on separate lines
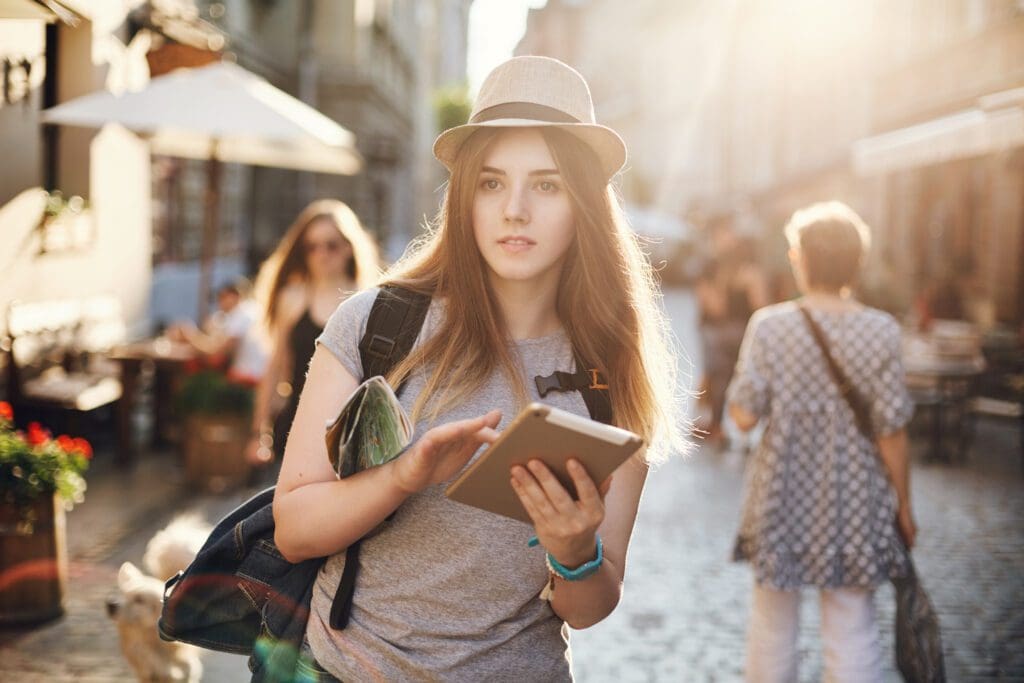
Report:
288,309,324,399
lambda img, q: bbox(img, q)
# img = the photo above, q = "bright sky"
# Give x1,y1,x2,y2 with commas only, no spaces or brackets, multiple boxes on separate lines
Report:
466,0,548,95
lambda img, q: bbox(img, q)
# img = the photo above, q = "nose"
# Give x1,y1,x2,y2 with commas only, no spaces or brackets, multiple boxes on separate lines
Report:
106,597,120,617
502,183,529,224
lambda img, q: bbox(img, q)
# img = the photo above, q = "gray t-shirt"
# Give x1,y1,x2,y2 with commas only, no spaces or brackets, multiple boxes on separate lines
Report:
308,287,588,681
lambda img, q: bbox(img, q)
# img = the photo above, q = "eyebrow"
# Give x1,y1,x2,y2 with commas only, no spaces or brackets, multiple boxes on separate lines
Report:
480,166,560,177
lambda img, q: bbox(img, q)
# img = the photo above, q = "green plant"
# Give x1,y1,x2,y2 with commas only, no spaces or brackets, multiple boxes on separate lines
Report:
176,370,254,416
433,83,472,134
0,402,91,512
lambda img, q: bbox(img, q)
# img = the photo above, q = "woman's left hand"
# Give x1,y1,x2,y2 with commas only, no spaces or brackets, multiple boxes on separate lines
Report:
511,458,611,567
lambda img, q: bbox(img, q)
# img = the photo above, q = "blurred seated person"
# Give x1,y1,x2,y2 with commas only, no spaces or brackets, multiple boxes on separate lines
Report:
167,278,266,379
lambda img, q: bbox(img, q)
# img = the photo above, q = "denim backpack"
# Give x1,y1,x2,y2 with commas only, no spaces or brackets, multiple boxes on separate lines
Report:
157,284,611,682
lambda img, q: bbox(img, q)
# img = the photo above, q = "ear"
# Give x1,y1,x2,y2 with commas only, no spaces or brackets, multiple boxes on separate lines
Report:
788,247,806,281
118,561,143,589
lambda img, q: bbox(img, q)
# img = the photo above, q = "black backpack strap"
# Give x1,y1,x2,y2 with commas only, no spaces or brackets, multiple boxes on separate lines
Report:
329,540,362,629
331,285,431,630
574,356,612,426
533,354,613,425
358,284,431,389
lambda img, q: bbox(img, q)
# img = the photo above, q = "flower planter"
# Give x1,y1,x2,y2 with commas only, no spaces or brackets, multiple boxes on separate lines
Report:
183,414,251,492
0,494,68,624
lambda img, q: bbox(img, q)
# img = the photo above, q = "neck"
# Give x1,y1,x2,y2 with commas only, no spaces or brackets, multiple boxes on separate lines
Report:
802,287,857,310
488,276,562,341
804,287,846,299
309,274,353,293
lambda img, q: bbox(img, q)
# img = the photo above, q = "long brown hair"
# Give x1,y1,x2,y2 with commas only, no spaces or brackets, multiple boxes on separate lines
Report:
384,128,687,462
254,199,379,331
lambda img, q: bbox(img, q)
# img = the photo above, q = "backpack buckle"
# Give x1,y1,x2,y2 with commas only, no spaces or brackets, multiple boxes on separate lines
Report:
366,334,396,360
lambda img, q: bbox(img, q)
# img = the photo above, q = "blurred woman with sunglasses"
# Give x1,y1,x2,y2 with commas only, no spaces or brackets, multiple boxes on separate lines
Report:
246,200,379,470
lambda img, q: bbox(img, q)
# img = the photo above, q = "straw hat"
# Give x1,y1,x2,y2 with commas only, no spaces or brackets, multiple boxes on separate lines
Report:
433,56,626,180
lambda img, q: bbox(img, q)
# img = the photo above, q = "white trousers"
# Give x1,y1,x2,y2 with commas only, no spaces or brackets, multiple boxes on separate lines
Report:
745,583,883,683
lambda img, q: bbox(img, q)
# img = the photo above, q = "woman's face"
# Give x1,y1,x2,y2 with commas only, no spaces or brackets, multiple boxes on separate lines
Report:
302,217,352,281
471,128,576,290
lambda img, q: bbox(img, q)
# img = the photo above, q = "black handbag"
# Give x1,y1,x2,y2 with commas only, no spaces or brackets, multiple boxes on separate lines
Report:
893,562,947,682
799,305,946,683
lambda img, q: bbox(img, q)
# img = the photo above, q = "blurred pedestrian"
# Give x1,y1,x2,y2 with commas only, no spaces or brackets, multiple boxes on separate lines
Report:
272,56,685,680
246,199,380,468
695,223,768,446
167,277,262,374
727,201,916,682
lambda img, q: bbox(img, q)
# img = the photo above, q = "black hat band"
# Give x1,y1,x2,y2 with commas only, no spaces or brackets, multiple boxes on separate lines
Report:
471,102,581,125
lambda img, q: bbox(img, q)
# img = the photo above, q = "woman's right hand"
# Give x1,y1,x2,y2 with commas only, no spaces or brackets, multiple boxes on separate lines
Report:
389,410,501,495
897,504,917,549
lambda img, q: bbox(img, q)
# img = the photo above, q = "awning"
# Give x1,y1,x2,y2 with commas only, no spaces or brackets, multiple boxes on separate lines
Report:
853,99,1024,176
0,0,79,23
0,0,57,20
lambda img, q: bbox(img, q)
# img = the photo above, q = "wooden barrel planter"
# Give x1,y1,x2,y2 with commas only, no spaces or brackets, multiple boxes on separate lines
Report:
183,414,251,493
0,494,68,624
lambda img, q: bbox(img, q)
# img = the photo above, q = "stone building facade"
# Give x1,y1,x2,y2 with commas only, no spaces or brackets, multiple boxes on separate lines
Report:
197,0,472,264
0,0,154,336
518,0,1024,323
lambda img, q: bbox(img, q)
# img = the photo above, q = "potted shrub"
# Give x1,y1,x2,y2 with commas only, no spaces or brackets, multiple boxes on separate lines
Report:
176,370,253,492
0,402,91,624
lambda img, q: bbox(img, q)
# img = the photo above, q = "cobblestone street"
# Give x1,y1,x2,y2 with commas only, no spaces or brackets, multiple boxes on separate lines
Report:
571,432,1024,681
572,291,1024,682
1,291,1022,681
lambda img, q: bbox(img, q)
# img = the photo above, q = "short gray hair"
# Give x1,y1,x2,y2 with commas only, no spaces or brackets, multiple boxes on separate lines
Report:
784,201,871,291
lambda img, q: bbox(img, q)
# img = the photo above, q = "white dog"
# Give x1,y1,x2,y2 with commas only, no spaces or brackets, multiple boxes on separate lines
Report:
107,515,211,683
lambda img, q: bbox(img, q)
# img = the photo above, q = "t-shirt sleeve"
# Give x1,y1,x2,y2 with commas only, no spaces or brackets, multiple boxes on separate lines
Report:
315,287,379,380
726,310,772,417
222,307,253,338
869,317,914,436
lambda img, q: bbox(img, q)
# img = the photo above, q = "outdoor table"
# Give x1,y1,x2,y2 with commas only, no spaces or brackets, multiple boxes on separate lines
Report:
109,338,197,465
903,342,986,463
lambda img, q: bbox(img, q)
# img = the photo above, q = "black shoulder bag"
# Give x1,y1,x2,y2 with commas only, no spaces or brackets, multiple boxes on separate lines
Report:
799,305,946,683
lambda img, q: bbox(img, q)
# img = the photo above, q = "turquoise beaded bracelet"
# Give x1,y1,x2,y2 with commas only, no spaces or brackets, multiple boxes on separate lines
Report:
528,535,604,581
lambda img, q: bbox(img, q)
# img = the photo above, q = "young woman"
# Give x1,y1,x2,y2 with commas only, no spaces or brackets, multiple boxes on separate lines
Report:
273,56,686,680
727,201,915,682
246,199,379,468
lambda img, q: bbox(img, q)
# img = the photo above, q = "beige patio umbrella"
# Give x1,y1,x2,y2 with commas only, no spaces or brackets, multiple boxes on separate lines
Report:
43,60,362,319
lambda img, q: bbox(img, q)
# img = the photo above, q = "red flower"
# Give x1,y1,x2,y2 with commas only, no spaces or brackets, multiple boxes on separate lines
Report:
0,401,12,422
72,437,93,460
57,435,75,452
26,422,50,446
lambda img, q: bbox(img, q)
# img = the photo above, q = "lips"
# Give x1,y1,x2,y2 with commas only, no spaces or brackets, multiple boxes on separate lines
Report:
497,235,536,254
497,236,536,246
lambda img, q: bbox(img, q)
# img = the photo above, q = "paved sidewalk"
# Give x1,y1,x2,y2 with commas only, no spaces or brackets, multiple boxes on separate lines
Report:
0,450,255,682
571,421,1024,682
